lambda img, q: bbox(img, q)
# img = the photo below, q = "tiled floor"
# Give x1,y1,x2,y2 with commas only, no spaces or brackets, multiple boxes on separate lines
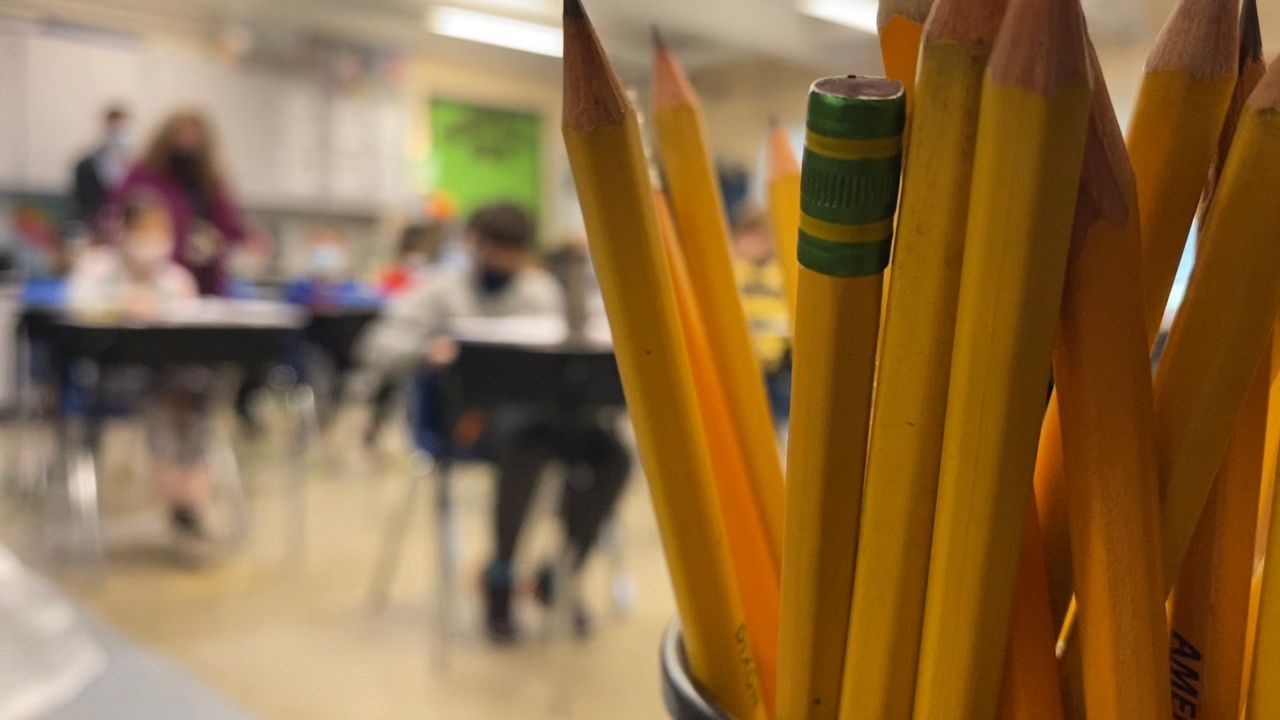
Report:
2,404,678,719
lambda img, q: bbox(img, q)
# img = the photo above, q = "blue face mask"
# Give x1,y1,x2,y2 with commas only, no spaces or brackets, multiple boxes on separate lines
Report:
479,268,515,295
309,245,347,277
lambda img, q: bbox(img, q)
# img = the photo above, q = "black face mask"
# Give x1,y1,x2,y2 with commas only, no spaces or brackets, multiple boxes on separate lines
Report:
478,268,515,295
169,151,201,182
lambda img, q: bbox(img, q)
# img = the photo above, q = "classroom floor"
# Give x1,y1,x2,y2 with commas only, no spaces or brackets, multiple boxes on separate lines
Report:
1,401,678,719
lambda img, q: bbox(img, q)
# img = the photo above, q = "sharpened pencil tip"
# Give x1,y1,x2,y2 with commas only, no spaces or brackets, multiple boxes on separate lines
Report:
769,115,780,129
564,0,585,20
651,25,666,50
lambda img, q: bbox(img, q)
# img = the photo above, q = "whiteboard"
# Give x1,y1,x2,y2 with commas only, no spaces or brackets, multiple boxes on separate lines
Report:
23,28,143,191
0,23,25,186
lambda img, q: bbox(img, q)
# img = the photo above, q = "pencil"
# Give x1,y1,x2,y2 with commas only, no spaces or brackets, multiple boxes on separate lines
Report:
1259,317,1280,564
654,186,780,714
1031,404,1074,626
877,0,935,111
1153,60,1280,593
1036,0,1240,632
1052,46,1170,720
910,0,1092,714
837,2,1006,718
1169,351,1268,720
561,4,763,716
1130,0,1238,339
651,33,786,576
1247,403,1280,719
1198,0,1265,236
778,75,905,720
994,509,1064,720
766,119,801,313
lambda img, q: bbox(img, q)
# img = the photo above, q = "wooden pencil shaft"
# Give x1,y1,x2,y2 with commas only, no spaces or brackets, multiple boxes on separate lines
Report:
1153,72,1280,589
912,0,1092,714
655,189,781,714
1046,45,1172,720
562,7,763,716
778,75,904,720
838,1,1005,715
652,41,786,573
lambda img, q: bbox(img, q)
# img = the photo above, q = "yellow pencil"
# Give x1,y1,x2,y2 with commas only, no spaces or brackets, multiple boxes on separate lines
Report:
911,0,1092,714
1170,351,1268,720
1036,0,1240,632
838,2,1006,718
778,75,905,720
561,4,762,716
654,187,780,714
1153,60,1280,592
1032,398,1074,625
1053,47,1170,720
1130,0,1239,339
766,119,801,313
651,34,785,575
995,509,1064,720
1247,363,1280,718
877,0,935,111
1168,12,1267,714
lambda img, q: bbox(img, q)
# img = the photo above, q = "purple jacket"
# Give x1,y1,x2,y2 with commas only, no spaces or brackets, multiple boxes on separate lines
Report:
110,165,246,296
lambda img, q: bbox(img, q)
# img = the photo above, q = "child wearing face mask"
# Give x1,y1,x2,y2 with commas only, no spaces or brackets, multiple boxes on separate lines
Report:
358,203,631,641
68,195,197,317
68,196,218,562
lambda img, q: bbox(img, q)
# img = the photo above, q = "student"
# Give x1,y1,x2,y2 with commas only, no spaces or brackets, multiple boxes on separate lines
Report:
67,196,215,560
731,204,792,423
358,203,631,641
379,223,444,297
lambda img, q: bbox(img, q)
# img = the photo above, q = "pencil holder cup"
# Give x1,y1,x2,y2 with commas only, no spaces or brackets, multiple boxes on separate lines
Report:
660,620,732,720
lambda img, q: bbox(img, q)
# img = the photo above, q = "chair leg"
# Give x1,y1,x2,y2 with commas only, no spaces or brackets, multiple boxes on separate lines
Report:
283,385,316,563
433,459,457,667
600,518,636,618
366,453,430,612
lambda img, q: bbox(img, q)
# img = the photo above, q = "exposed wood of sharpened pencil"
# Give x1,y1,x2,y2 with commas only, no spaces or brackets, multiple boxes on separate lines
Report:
1051,45,1170,720
561,4,763,717
910,0,1093,715
650,31,786,579
1154,60,1280,594
837,1,1006,718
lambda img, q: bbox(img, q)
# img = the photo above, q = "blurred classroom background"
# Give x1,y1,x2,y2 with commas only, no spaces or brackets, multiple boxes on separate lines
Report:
0,0,1268,718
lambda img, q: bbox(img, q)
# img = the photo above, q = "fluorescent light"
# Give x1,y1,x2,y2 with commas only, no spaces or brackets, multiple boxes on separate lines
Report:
461,0,556,16
428,6,562,57
797,0,879,34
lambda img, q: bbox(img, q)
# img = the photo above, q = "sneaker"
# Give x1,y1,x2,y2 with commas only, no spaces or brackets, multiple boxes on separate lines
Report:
534,564,593,639
170,505,216,566
483,562,519,644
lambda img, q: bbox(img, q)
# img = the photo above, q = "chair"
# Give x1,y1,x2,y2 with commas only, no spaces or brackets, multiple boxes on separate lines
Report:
366,369,633,659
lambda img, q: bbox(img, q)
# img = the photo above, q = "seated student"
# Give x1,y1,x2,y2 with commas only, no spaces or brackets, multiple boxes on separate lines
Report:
358,203,630,641
731,205,792,425
67,196,215,560
379,223,443,297
364,223,447,446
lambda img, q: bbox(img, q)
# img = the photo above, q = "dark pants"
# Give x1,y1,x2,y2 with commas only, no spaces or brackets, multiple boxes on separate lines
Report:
492,421,631,569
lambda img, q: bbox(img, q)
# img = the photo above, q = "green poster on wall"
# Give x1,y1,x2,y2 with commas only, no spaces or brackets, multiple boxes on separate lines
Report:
428,98,541,219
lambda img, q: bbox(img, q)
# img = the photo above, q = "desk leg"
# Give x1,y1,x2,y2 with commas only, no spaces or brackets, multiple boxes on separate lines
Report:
284,384,314,563
366,452,428,612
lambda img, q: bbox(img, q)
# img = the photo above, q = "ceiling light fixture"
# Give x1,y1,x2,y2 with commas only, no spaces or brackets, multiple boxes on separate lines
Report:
797,0,879,35
427,6,562,57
